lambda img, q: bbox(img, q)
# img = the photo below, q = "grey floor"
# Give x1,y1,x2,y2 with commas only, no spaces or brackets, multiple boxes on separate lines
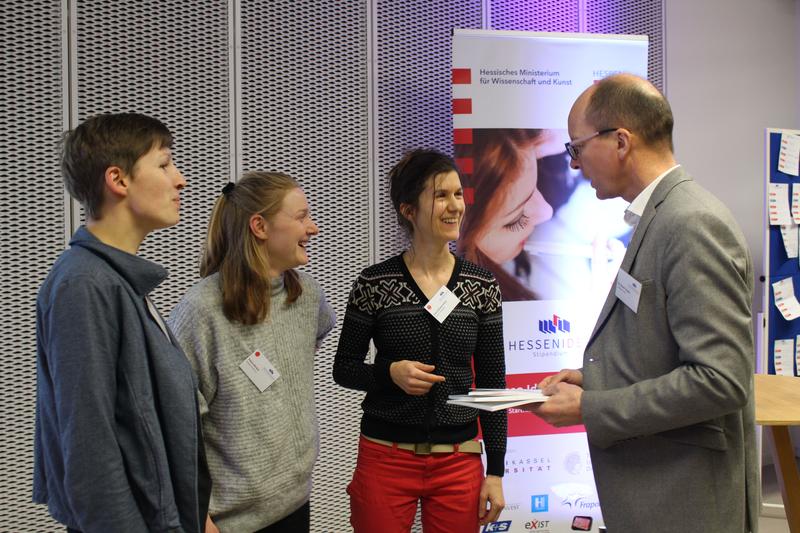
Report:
759,463,793,533
760,515,790,533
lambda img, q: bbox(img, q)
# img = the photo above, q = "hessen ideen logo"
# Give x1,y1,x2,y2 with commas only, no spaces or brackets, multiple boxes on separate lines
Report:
539,314,570,334
506,311,584,354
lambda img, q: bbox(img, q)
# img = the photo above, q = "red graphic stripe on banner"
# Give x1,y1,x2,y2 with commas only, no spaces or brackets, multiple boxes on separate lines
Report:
453,128,473,145
463,187,474,205
452,98,472,114
452,68,471,84
506,372,586,438
455,157,473,175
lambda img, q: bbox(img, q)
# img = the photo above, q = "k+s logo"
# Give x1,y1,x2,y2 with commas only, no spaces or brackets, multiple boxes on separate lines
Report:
482,520,512,532
531,494,549,512
538,314,570,335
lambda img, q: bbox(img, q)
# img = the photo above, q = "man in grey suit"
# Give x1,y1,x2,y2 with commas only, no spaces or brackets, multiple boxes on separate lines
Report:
527,74,759,532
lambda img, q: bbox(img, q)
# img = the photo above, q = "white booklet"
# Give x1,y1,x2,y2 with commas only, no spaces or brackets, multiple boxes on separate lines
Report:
447,388,548,412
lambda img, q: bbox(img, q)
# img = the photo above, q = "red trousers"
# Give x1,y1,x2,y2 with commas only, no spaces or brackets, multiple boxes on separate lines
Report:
347,435,484,533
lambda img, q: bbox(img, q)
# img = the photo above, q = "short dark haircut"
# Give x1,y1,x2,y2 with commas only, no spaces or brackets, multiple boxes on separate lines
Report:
585,75,674,152
61,113,173,220
388,149,460,235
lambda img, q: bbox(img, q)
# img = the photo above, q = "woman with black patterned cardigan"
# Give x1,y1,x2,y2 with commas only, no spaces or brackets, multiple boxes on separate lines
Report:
334,149,507,533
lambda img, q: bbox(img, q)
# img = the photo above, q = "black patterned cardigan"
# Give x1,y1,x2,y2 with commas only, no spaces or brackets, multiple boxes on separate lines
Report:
333,253,507,476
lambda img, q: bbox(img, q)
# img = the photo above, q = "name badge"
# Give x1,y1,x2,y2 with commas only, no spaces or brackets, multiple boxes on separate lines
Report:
615,269,642,313
239,349,280,392
425,285,460,323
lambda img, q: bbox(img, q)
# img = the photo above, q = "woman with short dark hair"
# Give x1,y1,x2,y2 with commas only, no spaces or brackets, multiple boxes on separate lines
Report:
334,149,507,532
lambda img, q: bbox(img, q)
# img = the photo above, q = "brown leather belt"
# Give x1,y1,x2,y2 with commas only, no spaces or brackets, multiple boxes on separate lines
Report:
363,434,483,455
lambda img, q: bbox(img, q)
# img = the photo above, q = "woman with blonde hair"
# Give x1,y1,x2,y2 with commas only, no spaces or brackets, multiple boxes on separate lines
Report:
169,171,335,533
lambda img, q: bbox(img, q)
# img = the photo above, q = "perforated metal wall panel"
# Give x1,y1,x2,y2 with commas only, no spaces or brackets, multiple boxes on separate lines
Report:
374,0,483,261
489,0,580,32
488,0,663,90
0,2,66,529
237,2,369,531
4,1,666,531
73,0,232,312
587,0,665,91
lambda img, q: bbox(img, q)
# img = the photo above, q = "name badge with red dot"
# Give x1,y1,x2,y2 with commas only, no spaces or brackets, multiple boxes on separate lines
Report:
424,285,460,323
239,349,280,392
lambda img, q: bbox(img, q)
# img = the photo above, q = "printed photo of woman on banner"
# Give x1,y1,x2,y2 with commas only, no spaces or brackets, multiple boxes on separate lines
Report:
456,128,630,307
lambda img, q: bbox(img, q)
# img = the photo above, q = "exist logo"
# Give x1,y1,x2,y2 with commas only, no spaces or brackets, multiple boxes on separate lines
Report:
531,494,549,512
524,519,551,530
539,314,570,334
482,521,512,532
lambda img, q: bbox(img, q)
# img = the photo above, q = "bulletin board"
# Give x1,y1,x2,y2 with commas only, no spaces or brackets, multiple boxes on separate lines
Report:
764,128,800,377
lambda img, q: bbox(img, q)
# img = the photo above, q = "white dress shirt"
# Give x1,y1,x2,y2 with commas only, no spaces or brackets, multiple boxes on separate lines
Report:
623,164,681,229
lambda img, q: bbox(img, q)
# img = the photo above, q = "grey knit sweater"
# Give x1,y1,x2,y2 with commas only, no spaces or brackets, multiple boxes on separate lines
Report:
168,271,335,532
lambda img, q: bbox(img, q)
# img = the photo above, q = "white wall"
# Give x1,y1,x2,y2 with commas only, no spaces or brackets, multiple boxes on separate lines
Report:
665,0,798,316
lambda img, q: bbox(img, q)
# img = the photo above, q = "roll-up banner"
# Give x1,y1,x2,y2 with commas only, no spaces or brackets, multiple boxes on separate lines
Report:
452,29,648,533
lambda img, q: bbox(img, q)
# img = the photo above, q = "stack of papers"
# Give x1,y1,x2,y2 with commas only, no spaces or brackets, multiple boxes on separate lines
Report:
447,388,548,411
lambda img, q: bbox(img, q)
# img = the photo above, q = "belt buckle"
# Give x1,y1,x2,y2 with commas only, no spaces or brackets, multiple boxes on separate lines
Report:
414,442,432,455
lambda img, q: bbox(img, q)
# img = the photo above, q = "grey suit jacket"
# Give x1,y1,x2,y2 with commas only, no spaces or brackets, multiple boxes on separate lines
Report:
581,167,759,533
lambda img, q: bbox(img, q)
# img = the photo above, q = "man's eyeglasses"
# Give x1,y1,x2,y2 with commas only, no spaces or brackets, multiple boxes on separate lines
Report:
564,128,618,160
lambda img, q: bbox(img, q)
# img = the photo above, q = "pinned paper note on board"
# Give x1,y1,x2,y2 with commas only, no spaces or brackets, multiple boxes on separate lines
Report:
793,185,800,223
769,183,792,225
773,277,800,320
795,335,800,376
779,224,799,258
775,338,794,376
779,133,800,176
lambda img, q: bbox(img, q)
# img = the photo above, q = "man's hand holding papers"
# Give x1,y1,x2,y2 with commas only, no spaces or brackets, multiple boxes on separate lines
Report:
523,368,584,427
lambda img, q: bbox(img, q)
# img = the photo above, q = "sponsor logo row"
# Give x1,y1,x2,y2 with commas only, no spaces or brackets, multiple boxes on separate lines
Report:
482,519,550,532
482,515,594,532
481,491,600,531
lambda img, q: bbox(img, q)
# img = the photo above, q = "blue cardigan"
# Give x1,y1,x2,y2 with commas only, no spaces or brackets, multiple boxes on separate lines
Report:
34,227,209,532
